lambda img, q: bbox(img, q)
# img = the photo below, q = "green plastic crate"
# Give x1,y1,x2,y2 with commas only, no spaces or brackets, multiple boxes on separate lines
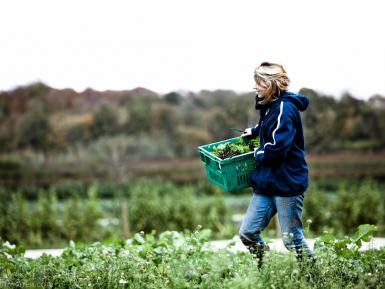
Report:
198,136,257,192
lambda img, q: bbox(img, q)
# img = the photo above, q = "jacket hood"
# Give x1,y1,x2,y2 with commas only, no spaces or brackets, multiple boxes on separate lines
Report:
281,91,309,112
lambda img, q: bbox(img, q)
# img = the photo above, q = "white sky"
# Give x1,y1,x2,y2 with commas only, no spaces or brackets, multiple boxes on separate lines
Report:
1,0,384,99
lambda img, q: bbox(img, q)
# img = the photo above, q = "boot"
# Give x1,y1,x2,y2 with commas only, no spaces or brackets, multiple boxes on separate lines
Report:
295,246,318,281
295,246,316,266
248,243,270,269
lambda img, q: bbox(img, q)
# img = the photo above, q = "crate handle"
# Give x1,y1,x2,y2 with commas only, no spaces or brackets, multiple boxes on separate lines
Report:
200,152,206,163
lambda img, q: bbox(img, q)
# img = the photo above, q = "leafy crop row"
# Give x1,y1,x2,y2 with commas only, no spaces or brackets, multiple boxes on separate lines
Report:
0,225,383,289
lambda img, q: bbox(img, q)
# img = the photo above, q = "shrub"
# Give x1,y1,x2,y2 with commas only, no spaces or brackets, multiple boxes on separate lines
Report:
127,180,227,235
334,179,384,234
303,184,333,234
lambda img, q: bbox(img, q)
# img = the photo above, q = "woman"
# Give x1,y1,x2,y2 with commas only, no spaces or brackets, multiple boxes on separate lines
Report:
239,62,315,268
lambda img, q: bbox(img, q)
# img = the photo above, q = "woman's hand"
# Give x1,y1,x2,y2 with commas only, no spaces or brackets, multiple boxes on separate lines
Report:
241,128,253,137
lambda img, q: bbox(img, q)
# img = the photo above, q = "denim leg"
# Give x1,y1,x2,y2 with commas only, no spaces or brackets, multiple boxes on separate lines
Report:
239,193,276,247
275,194,313,260
239,193,276,268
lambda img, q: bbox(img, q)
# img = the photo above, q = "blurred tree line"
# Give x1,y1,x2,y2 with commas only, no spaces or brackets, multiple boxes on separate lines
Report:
0,82,384,158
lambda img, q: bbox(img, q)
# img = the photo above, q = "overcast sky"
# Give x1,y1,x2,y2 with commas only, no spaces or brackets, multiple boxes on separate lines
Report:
1,0,384,99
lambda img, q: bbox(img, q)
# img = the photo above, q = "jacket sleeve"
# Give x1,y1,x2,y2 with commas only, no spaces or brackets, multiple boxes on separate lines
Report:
254,102,296,164
251,124,259,137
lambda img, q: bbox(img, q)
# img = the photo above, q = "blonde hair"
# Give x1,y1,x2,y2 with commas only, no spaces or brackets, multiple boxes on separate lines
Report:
254,62,290,105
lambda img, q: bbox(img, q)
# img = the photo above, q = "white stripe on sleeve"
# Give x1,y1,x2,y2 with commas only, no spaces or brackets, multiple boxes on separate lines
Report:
264,101,284,149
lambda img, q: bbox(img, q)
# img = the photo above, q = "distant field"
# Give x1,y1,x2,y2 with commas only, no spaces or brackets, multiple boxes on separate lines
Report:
118,151,385,184
307,151,385,179
1,151,385,187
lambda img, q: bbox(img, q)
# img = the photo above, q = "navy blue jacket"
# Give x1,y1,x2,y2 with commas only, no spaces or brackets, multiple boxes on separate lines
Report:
249,91,309,196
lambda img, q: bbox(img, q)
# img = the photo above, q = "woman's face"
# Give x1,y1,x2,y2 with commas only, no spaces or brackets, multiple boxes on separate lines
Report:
253,82,266,98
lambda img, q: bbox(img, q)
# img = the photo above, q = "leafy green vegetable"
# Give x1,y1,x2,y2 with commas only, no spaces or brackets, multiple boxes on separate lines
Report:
212,138,260,159
315,224,377,257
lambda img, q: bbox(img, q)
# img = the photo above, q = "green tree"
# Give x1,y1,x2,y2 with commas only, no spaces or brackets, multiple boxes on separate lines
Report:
207,108,234,140
124,101,152,134
66,123,92,144
300,88,338,152
164,92,182,105
91,105,119,139
17,109,51,151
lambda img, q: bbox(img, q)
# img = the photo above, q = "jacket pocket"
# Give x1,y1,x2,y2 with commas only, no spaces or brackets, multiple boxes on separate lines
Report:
250,165,273,192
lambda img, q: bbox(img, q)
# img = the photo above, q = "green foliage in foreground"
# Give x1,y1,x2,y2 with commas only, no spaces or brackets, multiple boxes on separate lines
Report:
0,225,384,289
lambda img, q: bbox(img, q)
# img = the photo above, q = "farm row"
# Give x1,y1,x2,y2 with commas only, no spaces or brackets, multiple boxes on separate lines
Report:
1,225,383,289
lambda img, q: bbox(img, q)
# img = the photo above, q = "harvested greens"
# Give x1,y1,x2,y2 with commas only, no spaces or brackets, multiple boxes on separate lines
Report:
212,138,260,159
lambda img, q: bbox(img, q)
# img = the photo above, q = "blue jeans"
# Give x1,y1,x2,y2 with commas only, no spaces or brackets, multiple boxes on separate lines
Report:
239,191,313,259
